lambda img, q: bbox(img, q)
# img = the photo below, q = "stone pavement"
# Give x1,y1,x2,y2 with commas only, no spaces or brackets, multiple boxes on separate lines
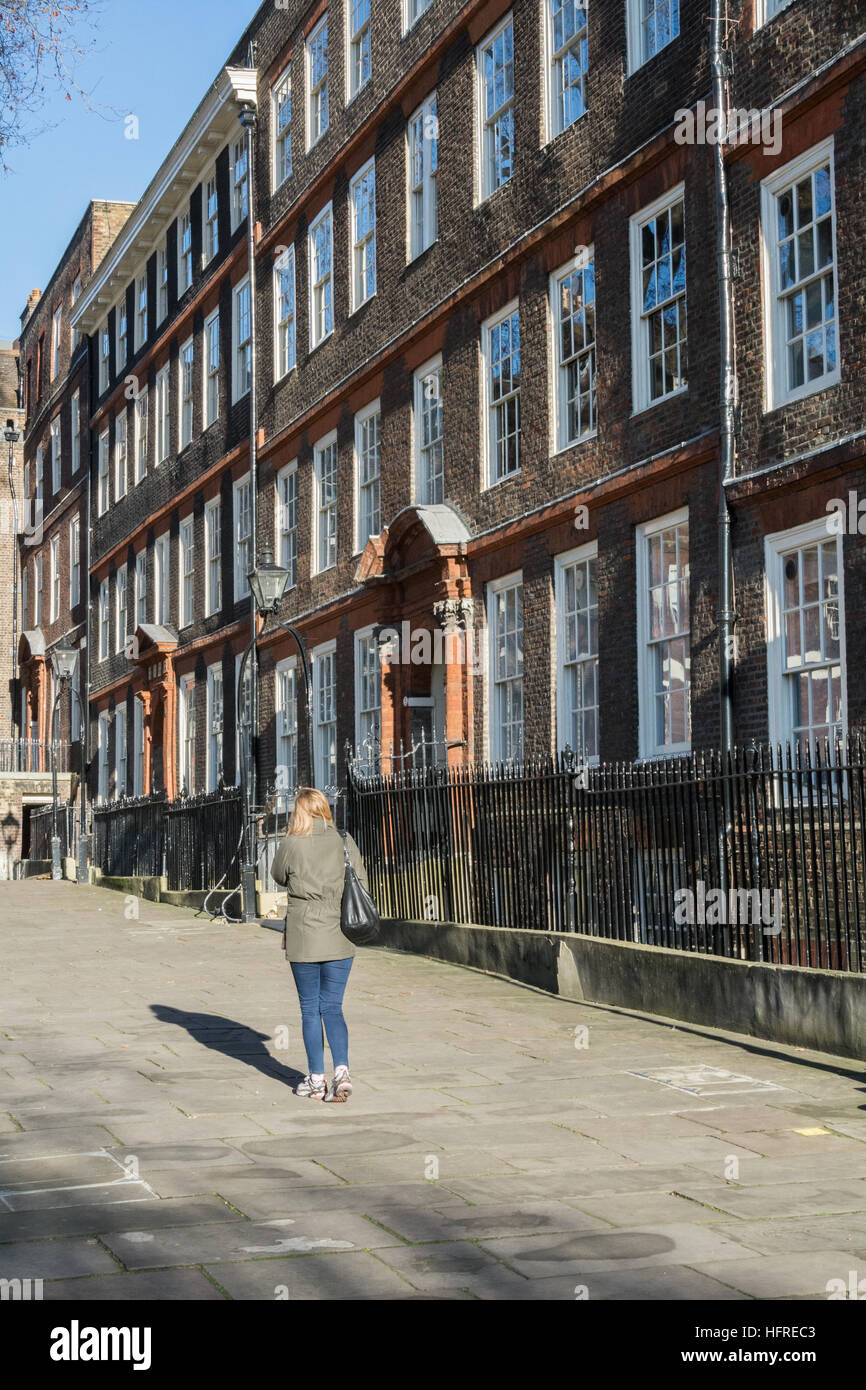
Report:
0,880,864,1301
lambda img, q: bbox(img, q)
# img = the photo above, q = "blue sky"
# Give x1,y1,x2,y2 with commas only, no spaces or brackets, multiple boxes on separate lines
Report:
1,0,252,340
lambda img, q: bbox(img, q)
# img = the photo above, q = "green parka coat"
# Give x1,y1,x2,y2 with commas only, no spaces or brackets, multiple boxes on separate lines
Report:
270,818,369,963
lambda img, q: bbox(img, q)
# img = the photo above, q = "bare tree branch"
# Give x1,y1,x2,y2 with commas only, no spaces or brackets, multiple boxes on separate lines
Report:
1,0,110,170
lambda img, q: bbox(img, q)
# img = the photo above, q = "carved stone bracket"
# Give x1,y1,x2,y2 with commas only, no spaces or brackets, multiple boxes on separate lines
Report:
433,597,475,632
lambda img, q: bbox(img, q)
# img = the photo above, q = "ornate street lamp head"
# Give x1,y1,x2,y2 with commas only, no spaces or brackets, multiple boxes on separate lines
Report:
248,548,290,615
51,639,78,682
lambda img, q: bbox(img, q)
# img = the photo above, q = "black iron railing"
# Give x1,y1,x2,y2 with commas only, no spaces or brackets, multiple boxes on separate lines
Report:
28,803,78,860
92,792,168,879
164,786,244,892
347,740,866,974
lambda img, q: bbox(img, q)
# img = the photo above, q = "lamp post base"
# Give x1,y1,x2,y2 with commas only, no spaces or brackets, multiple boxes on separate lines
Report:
77,835,90,885
242,864,258,922
51,837,62,882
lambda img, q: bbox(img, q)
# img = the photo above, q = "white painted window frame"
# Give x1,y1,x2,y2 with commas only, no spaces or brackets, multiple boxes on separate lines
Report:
481,298,521,489
311,638,338,793
276,459,299,589
476,14,515,203
408,92,438,261
204,497,222,616
486,569,524,763
306,15,330,150
179,514,195,628
312,431,338,575
413,354,444,504
115,563,128,654
204,309,220,427
629,183,687,415
308,203,334,351
760,138,839,413
233,473,252,601
764,515,848,750
354,399,381,553
207,662,224,791
155,364,171,463
274,246,296,380
636,506,691,759
349,158,377,312
232,277,252,403
179,336,194,449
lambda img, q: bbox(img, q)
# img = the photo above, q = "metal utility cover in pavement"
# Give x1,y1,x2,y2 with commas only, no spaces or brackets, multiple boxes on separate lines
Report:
629,1065,785,1096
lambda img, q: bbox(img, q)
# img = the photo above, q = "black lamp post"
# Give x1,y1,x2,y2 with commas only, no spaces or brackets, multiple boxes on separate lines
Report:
5,420,22,744
49,639,79,881
238,549,288,922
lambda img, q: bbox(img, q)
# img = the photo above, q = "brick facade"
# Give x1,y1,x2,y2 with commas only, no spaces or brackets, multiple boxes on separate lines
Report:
29,0,865,818
15,201,134,790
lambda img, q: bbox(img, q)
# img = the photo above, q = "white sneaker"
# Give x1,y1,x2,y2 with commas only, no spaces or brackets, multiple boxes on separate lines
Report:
295,1074,327,1100
324,1066,352,1103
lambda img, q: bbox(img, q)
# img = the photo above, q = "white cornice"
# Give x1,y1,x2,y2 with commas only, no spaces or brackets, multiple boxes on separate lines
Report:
72,67,258,333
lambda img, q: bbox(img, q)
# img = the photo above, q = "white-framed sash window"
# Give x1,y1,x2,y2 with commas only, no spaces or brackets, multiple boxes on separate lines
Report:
636,508,691,757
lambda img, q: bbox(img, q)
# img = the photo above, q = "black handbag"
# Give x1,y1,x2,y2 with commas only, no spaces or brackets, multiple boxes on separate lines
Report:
339,832,380,946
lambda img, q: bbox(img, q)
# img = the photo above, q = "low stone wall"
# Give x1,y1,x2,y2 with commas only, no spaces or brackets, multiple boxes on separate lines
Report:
89,871,280,919
378,919,866,1061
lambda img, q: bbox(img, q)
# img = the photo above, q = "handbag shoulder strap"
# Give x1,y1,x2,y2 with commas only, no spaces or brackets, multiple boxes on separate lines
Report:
338,828,352,870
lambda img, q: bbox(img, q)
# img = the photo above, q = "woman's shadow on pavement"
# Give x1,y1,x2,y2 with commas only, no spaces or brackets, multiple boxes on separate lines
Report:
150,1004,305,1089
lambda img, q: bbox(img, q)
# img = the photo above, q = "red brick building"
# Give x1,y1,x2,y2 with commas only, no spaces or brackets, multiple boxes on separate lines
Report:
15,202,134,820
53,0,866,816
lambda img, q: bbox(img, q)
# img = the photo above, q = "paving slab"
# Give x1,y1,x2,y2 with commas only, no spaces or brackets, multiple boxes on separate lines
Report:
43,1269,228,1299
210,1180,459,1221
671,1180,866,1219
475,1222,761,1277
369,1239,532,1293
0,1236,120,1279
519,1265,752,1300
360,1199,612,1243
100,1212,407,1268
688,1250,861,1299
205,1250,421,1300
133,1161,345,1198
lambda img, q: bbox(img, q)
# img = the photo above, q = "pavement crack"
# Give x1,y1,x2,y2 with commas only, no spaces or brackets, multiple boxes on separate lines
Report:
199,1266,233,1299
360,1215,412,1244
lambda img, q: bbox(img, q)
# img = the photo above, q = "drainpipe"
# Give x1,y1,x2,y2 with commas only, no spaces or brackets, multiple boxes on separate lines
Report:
79,333,94,884
710,0,737,759
240,89,259,923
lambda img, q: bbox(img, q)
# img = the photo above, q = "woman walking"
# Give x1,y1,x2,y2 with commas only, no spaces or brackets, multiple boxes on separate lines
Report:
270,788,369,1103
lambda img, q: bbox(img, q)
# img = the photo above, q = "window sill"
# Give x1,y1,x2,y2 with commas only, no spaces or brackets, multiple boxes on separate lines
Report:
631,385,688,419
346,79,371,107
482,467,521,493
475,179,513,211
348,292,377,318
407,236,438,267
764,371,841,414
635,745,692,764
542,107,589,151
308,331,334,357
551,429,598,458
625,36,680,79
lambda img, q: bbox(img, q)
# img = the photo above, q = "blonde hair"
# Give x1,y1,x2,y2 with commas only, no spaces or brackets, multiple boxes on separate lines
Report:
287,787,334,836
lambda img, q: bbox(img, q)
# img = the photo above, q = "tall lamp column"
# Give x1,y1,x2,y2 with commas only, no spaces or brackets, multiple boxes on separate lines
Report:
49,640,79,881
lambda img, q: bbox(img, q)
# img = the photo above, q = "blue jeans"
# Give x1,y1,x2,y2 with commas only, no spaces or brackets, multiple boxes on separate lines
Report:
290,958,353,1075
